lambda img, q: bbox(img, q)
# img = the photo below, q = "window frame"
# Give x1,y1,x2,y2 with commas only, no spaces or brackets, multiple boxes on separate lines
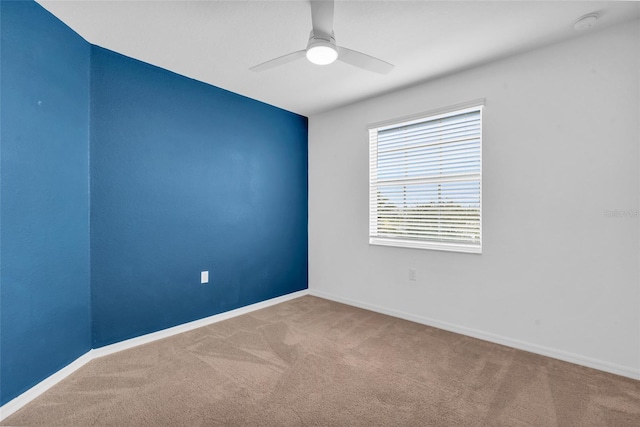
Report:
368,101,484,254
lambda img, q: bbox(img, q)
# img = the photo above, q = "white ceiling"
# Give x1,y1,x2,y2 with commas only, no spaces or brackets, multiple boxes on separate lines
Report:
37,1,640,116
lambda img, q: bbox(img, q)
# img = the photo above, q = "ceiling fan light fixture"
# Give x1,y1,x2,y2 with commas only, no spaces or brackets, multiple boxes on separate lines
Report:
306,39,338,65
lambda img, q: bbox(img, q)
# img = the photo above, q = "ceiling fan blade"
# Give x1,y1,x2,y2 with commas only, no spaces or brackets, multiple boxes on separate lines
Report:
337,46,394,74
310,0,334,40
250,50,306,72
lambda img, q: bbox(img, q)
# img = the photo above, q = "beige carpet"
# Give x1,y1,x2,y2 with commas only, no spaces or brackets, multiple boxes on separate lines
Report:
3,295,640,426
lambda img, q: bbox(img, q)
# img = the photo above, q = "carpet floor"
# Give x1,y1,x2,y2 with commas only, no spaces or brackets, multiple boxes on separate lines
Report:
3,295,640,426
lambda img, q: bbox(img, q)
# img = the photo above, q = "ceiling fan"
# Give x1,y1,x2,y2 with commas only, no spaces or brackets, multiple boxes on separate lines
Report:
250,0,394,74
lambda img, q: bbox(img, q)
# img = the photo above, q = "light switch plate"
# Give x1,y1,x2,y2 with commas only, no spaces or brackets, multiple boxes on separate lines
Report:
201,271,209,284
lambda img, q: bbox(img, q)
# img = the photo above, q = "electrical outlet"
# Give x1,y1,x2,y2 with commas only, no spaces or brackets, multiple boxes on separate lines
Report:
201,271,209,284
408,268,417,281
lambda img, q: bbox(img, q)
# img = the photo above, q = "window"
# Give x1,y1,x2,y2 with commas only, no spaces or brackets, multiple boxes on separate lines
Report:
369,103,483,253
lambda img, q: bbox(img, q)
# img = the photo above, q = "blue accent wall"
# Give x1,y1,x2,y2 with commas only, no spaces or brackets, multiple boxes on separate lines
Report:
0,0,307,405
90,47,308,347
0,0,91,405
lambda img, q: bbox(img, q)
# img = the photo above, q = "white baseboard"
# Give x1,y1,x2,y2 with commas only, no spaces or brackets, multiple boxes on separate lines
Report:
0,289,309,422
308,289,640,381
0,351,94,422
92,289,309,359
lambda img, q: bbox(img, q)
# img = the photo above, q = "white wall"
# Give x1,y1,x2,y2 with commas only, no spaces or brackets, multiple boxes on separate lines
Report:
309,20,640,378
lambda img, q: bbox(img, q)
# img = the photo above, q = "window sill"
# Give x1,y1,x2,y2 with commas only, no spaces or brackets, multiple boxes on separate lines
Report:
369,237,482,254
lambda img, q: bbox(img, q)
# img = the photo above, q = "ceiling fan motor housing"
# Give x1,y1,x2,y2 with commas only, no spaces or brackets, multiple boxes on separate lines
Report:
307,30,336,48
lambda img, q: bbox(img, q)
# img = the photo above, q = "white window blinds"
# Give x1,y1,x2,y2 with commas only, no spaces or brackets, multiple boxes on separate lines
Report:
369,105,482,253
